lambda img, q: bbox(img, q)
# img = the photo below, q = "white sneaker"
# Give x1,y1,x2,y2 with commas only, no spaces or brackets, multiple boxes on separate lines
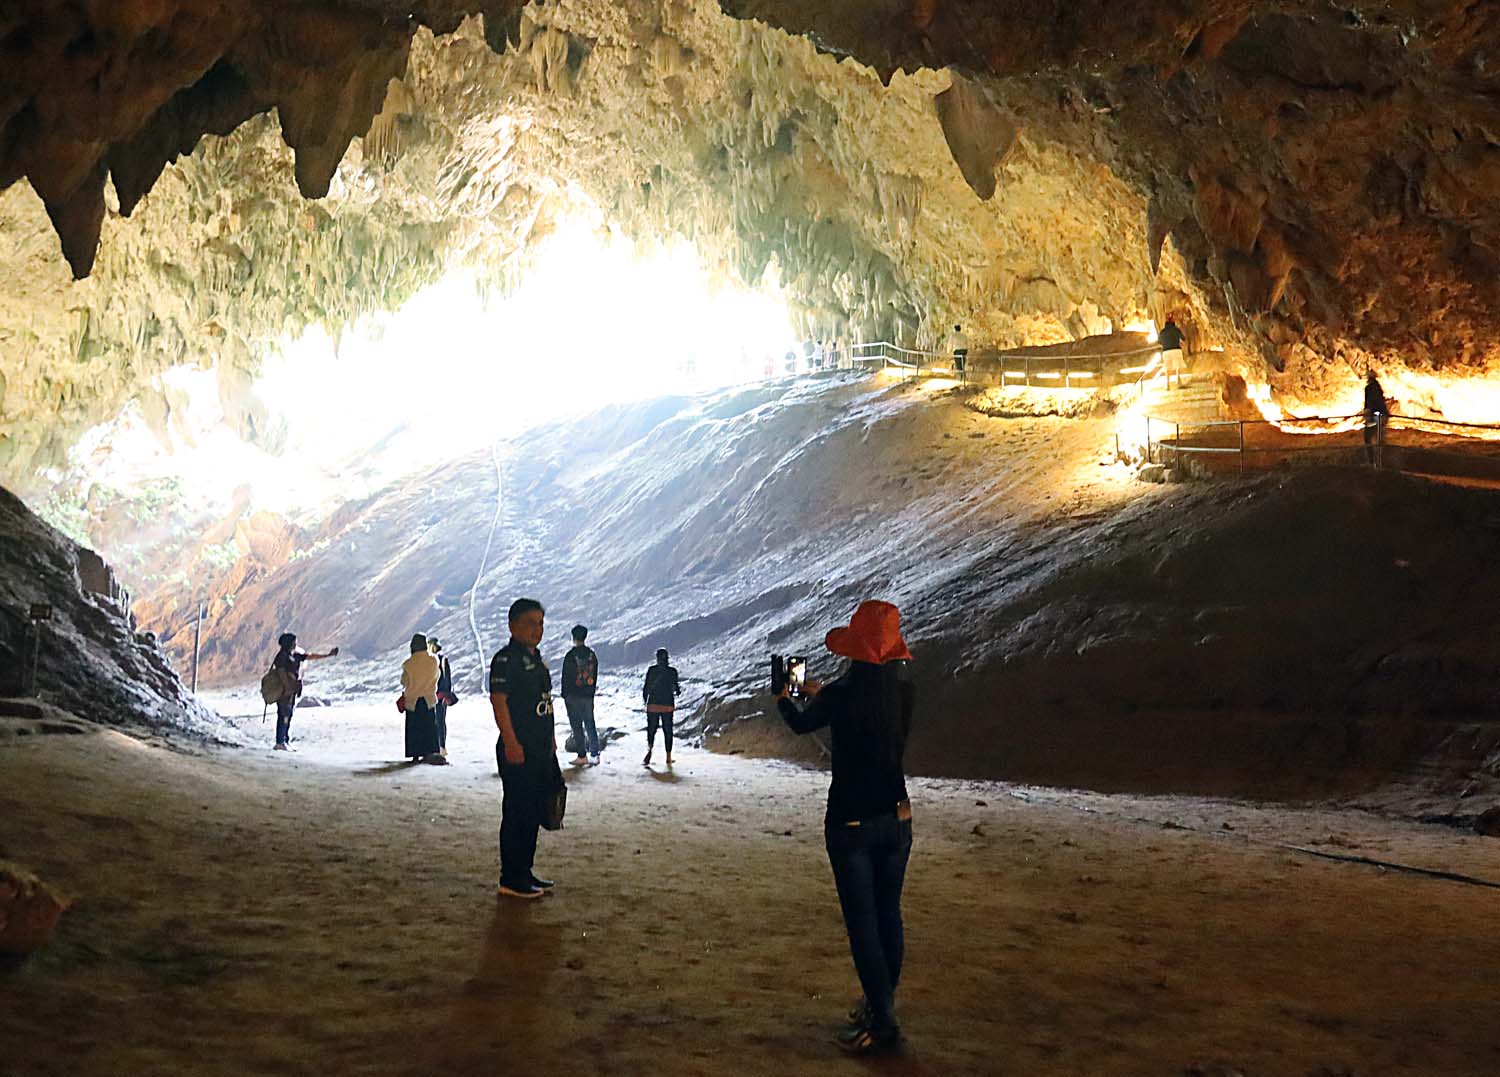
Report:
589,754,600,766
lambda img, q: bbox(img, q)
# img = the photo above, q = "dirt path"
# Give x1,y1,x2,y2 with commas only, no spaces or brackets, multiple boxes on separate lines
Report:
4,698,1500,1076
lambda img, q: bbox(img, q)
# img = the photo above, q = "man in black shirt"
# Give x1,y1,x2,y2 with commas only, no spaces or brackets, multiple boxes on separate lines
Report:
270,632,337,750
489,598,558,900
561,624,600,766
1364,370,1390,467
1158,318,1185,386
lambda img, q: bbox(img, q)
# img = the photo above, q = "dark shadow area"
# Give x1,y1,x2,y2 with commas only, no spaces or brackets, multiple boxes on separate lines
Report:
420,901,565,1072
352,760,425,777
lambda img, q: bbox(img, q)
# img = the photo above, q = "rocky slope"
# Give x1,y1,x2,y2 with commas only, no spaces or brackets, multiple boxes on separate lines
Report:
0,486,215,733
139,372,1500,805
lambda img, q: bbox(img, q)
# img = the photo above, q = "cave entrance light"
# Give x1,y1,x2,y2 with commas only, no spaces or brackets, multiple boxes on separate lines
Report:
68,222,803,525
259,220,803,481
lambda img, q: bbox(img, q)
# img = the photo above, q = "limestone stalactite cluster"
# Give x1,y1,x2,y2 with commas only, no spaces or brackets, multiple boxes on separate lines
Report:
3,0,1178,491
724,0,1500,381
4,0,1498,490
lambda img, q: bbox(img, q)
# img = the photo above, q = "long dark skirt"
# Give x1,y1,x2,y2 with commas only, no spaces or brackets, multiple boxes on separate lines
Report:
405,698,441,759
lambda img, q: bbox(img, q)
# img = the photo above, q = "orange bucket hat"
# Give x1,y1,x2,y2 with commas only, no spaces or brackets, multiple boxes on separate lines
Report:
825,600,912,665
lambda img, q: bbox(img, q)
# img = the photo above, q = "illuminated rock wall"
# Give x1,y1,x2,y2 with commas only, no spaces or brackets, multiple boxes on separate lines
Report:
6,0,1499,492
0,1,1195,491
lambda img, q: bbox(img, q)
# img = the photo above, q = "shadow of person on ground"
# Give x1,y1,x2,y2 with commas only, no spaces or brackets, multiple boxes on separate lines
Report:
351,760,425,777
648,769,683,784
423,901,565,1071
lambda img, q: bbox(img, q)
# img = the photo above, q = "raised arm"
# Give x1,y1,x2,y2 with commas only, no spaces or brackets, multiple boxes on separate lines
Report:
777,682,832,735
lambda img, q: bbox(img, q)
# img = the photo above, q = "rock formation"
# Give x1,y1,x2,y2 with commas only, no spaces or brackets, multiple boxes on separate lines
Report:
0,485,214,730
2,0,1499,495
4,0,1203,492
0,860,70,959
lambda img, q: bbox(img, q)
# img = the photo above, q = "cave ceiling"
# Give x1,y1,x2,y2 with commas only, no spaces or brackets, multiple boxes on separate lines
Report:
2,0,1498,489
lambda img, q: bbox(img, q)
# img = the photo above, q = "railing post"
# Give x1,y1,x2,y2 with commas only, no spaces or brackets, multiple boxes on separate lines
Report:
1238,421,1245,473
1175,422,1180,469
191,601,204,694
1145,416,1152,464
1064,356,1071,389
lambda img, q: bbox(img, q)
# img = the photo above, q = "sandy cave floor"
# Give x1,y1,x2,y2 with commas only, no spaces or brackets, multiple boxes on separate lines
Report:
4,694,1500,1076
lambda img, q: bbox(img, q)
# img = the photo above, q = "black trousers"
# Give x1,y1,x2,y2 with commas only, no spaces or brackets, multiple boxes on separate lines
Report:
646,710,674,752
498,759,547,887
274,698,294,746
825,814,913,1035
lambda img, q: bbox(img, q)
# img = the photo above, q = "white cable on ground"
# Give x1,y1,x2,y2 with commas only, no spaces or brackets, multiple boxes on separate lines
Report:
467,438,504,690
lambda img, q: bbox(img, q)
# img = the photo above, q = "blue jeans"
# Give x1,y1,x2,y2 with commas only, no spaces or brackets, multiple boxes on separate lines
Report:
564,696,599,756
274,698,294,746
825,814,913,1034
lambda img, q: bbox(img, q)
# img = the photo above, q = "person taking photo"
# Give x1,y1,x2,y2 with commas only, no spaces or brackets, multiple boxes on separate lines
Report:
775,600,915,1056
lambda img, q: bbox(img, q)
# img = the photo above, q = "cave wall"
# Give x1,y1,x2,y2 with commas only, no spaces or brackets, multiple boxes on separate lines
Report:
9,1,1499,496
3,0,1198,493
722,0,1500,388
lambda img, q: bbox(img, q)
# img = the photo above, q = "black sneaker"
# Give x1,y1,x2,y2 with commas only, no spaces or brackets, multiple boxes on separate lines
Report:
846,999,871,1028
835,1024,900,1055
528,875,556,891
497,882,544,900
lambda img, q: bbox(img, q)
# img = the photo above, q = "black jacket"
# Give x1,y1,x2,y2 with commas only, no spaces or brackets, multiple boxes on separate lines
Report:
643,662,680,708
778,660,913,826
561,645,598,699
1364,378,1388,416
1158,321,1184,352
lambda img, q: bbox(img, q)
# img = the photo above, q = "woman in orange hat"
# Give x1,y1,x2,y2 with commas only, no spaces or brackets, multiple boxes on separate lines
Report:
775,600,915,1055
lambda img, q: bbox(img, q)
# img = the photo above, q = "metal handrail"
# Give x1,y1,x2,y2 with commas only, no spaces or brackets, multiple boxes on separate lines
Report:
1142,410,1500,474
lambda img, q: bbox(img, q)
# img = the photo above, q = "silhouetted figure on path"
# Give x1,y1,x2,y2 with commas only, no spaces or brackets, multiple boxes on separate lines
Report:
561,624,600,766
429,636,456,758
1364,371,1390,467
401,633,444,764
490,598,558,900
268,632,337,751
642,648,679,767
776,600,915,1056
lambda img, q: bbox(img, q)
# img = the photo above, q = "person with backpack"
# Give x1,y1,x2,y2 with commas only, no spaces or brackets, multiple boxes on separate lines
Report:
401,633,444,764
265,632,337,751
561,624,600,766
641,648,679,767
774,600,915,1055
429,636,457,758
